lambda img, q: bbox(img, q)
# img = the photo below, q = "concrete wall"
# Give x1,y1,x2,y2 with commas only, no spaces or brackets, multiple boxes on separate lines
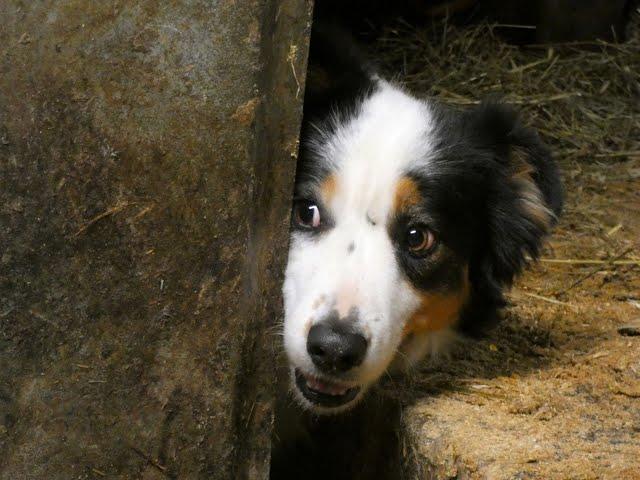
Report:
0,1,312,478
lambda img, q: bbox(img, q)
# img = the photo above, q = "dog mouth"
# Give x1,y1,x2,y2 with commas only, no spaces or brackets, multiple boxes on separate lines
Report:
294,368,361,408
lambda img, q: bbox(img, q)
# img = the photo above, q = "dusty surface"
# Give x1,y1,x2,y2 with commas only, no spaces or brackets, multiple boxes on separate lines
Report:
0,1,312,479
400,158,640,479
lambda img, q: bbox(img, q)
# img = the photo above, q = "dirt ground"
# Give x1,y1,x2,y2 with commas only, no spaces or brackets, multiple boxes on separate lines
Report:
367,12,640,480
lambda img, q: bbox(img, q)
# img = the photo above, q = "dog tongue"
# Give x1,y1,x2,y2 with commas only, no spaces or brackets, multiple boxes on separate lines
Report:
306,376,348,396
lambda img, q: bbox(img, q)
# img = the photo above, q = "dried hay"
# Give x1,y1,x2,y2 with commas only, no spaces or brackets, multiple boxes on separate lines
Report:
373,10,640,163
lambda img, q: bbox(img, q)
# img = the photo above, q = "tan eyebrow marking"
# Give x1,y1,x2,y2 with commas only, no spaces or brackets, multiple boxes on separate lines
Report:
393,176,422,214
320,173,337,205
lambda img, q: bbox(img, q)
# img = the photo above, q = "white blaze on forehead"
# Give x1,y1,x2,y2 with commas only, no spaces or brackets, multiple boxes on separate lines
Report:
317,81,435,221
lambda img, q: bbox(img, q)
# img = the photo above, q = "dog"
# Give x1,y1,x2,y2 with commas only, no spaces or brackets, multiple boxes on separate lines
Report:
281,24,563,415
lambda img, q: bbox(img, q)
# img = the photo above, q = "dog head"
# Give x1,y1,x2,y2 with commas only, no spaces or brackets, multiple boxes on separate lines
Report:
282,31,562,413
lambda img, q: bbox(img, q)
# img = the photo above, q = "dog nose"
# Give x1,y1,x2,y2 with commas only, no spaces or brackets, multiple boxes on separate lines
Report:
307,323,368,373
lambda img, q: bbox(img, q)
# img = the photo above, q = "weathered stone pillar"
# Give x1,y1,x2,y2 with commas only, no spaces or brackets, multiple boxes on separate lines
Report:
0,1,312,478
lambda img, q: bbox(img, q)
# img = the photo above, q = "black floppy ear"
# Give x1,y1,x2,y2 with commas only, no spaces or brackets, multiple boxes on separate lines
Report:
303,22,377,120
468,102,564,288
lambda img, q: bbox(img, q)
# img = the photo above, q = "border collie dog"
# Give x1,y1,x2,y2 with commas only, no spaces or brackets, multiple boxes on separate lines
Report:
282,26,563,415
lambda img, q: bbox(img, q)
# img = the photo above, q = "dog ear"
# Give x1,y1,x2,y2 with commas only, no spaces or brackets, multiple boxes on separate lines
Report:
303,22,377,120
468,101,564,288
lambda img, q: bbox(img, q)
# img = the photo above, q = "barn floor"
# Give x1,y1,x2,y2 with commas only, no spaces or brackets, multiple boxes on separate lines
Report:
369,11,640,480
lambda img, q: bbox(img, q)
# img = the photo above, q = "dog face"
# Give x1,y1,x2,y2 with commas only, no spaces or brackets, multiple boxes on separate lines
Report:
284,84,440,413
283,79,562,414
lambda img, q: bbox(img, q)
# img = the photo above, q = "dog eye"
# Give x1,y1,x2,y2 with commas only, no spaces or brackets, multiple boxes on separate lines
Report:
405,226,436,254
293,200,322,229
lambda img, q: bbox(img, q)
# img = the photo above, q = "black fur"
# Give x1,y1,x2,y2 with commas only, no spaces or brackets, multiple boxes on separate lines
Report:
302,22,377,120
407,102,563,334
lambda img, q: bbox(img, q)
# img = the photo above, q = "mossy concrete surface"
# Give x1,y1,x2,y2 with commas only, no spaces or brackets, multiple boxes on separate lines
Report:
0,1,312,478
